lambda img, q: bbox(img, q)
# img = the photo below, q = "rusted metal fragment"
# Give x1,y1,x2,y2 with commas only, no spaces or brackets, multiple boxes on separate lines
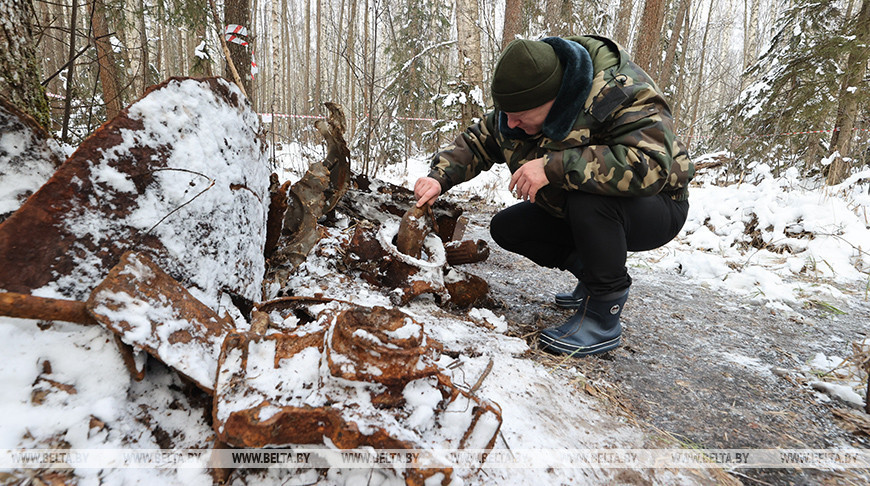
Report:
450,216,468,241
87,251,234,394
444,270,491,309
316,102,351,214
396,205,434,259
0,96,65,224
337,174,464,243
326,307,440,386
264,174,288,259
345,215,490,306
345,220,449,305
112,335,147,382
445,239,490,265
0,291,96,325
213,304,501,486
271,162,329,273
266,104,351,283
0,77,269,310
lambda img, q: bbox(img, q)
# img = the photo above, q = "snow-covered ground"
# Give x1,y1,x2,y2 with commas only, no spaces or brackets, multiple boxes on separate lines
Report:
365,150,870,318
1,126,868,485
283,140,870,421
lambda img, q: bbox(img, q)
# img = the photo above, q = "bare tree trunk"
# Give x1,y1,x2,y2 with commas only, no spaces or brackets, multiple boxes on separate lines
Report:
687,0,717,147
225,0,253,100
346,0,358,138
743,0,759,75
271,0,281,109
175,21,185,75
0,0,51,128
124,0,142,95
137,0,150,90
456,0,483,126
192,22,212,77
304,0,311,113
37,0,63,110
613,0,634,48
49,0,68,103
331,0,346,102
61,0,78,142
502,0,523,49
633,0,666,77
156,5,163,78
545,0,572,36
363,0,372,174
827,0,870,185
672,5,692,129
90,0,124,119
659,0,689,91
282,0,291,137
315,0,322,110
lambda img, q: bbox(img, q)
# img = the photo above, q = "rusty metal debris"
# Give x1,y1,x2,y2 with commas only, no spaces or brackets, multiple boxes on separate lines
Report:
87,251,235,394
266,103,351,282
445,239,490,265
396,205,435,259
317,102,351,213
0,250,234,393
0,77,267,304
0,85,504,484
444,270,490,308
213,303,502,486
346,218,449,305
344,204,490,306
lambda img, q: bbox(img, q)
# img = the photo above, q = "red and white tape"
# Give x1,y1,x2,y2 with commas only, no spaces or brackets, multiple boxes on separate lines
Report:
224,24,249,47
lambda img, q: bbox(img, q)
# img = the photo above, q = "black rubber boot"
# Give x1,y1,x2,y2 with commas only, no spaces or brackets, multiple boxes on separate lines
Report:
554,283,588,309
539,288,629,357
554,255,586,309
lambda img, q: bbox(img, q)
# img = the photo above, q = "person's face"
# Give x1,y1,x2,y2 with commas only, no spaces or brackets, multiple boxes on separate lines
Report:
504,99,556,135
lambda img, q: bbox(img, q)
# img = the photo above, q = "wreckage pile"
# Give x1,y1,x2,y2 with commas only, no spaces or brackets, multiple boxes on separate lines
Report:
0,78,500,485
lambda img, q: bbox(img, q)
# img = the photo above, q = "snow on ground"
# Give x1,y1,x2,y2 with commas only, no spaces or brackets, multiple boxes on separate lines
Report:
360,150,870,316
355,148,870,411
1,135,868,485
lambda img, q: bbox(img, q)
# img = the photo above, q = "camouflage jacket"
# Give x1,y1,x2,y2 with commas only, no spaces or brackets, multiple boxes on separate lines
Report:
428,35,694,218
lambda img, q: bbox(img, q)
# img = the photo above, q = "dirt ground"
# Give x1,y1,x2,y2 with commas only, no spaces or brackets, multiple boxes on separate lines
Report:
459,202,870,486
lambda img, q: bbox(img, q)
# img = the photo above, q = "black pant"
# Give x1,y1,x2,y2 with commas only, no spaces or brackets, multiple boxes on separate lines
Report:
489,192,689,296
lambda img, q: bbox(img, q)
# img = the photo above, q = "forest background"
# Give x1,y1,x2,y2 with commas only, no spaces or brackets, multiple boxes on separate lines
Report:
2,0,869,185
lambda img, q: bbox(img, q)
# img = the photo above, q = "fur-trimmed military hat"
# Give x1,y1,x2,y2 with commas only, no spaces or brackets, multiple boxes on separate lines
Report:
491,39,564,112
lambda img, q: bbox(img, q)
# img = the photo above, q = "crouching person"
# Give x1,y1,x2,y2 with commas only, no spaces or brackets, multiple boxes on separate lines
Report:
413,35,694,357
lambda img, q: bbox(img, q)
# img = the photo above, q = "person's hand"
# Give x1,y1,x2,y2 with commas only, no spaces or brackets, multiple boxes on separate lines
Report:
414,177,442,207
509,157,549,203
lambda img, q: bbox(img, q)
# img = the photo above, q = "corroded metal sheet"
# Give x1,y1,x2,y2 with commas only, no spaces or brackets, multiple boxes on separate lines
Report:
267,103,350,279
396,205,434,260
317,102,351,214
0,77,269,307
87,251,234,393
337,174,464,244
444,270,490,309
